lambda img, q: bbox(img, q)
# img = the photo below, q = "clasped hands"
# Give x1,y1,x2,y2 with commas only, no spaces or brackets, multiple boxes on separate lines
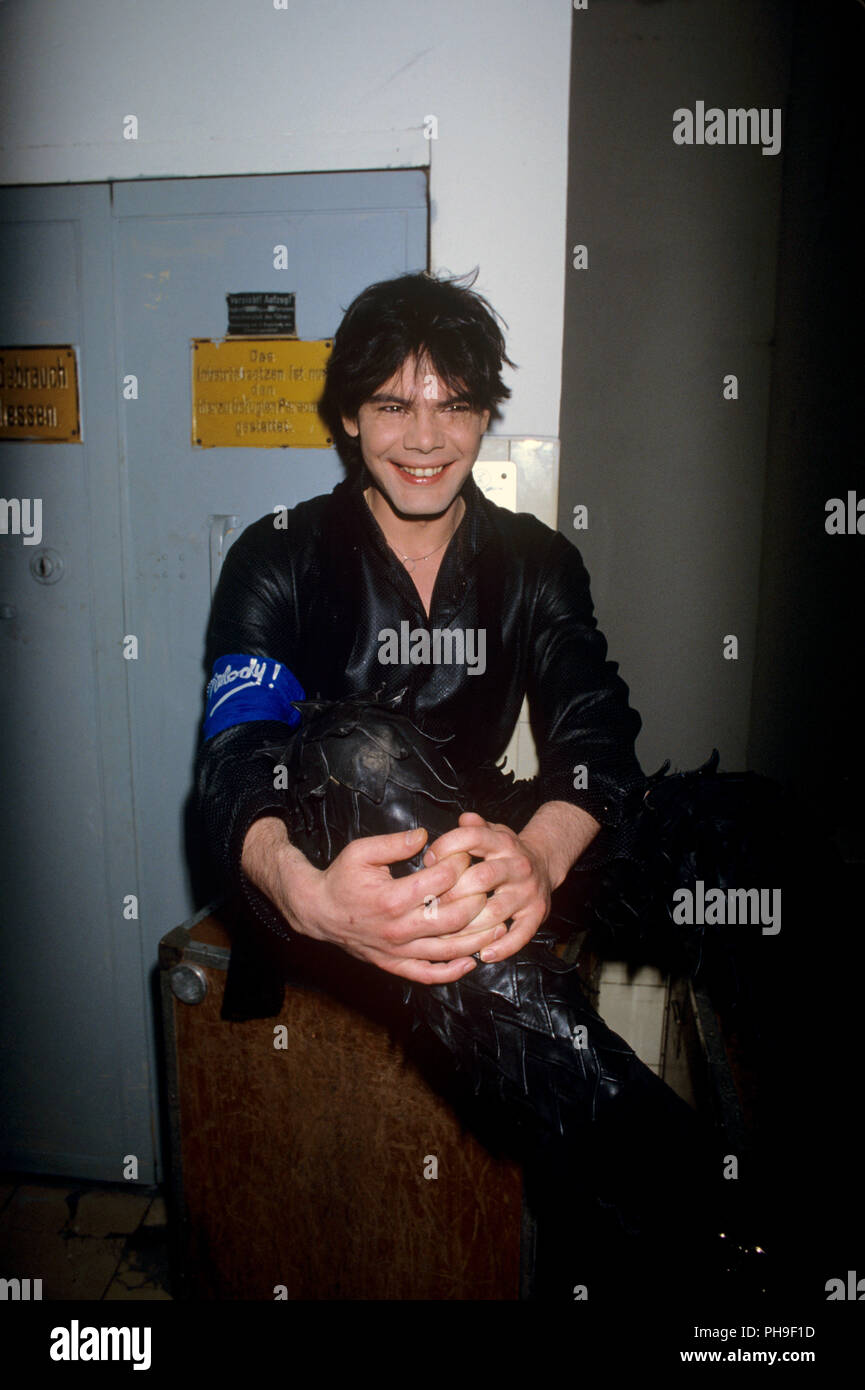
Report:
287,810,555,985
421,809,554,963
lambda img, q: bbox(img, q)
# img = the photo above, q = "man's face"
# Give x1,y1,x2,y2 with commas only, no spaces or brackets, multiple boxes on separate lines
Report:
342,355,490,517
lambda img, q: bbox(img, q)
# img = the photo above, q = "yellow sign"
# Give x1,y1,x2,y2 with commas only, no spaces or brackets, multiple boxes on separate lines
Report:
191,337,332,448
0,347,81,442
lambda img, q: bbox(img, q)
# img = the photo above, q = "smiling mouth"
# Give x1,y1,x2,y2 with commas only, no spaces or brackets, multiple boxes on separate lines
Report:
390,461,453,481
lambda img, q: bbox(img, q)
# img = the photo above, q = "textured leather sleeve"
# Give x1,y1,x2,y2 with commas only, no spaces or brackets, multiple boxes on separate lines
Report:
201,512,309,673
526,531,646,853
194,515,309,938
195,720,294,879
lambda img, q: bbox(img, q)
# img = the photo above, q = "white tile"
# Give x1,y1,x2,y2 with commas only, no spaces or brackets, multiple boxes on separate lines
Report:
597,981,667,1070
599,960,667,988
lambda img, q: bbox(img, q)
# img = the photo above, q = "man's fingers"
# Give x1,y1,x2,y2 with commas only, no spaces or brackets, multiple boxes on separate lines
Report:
424,822,508,864
383,890,490,943
432,849,472,883
358,826,429,866
367,950,478,985
398,921,508,961
386,854,476,919
437,856,512,902
457,896,513,934
477,911,545,963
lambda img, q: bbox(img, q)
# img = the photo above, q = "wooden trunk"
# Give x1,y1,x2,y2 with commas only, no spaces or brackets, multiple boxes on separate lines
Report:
159,901,529,1300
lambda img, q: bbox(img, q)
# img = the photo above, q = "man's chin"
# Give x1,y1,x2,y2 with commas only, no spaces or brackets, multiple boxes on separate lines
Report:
371,469,469,520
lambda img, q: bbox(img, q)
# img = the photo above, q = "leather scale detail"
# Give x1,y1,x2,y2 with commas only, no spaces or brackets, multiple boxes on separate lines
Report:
258,693,663,1145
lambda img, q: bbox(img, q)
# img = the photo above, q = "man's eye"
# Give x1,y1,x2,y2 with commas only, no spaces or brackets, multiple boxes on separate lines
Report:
446,403,470,412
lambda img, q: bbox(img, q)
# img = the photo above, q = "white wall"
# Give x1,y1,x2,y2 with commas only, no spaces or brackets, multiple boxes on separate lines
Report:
0,0,571,439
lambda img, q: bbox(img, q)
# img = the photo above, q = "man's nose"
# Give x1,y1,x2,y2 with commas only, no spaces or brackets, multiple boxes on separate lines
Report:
403,404,444,452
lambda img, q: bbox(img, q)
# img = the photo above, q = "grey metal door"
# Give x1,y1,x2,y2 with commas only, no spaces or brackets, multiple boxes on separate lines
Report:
0,171,428,1181
0,184,142,1180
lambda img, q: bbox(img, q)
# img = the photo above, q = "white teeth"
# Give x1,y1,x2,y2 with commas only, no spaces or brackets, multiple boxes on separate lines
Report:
396,464,447,477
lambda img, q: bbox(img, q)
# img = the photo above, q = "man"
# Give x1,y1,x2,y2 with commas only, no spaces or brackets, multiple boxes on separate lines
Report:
194,270,718,1297
197,270,644,972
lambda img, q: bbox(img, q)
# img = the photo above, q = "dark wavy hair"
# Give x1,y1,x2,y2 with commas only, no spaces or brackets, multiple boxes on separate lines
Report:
319,269,515,471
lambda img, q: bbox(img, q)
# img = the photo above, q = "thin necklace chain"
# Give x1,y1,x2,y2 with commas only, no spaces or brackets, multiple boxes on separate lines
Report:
365,489,463,570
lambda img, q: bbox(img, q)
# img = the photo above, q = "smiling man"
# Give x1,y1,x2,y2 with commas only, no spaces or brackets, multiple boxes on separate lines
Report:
194,271,716,1296
196,271,644,980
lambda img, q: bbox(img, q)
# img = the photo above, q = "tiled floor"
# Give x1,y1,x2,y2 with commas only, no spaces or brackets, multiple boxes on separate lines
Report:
0,1175,172,1300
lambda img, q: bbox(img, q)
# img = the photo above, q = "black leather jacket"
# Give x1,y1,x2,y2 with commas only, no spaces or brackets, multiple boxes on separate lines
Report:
194,465,646,911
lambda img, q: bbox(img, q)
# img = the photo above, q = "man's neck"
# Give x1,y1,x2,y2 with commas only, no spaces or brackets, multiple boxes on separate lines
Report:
363,484,465,562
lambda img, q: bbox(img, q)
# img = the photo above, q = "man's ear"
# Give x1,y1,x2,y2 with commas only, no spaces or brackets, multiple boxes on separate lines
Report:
480,408,491,433
341,414,360,438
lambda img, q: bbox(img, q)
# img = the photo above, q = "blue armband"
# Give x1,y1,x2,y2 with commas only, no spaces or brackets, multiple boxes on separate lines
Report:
203,654,305,740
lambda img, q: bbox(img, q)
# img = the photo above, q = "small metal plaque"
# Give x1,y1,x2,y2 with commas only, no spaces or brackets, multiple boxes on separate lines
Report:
226,292,296,336
0,346,81,442
191,337,332,449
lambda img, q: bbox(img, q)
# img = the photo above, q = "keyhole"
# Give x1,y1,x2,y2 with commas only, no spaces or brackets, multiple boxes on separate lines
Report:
30,548,64,585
